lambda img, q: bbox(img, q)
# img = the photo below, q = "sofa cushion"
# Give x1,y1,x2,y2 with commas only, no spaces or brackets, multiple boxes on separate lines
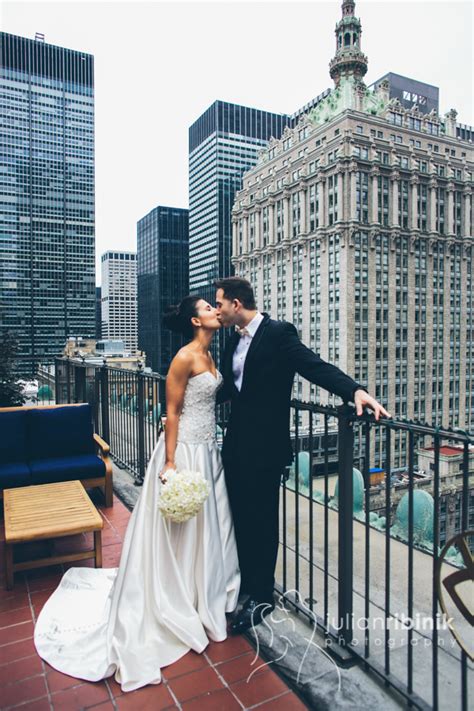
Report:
0,461,31,489
29,454,105,485
27,405,95,460
0,411,28,464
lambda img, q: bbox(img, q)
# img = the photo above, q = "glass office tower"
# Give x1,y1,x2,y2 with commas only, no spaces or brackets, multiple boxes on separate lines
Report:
101,251,137,354
0,33,95,375
188,101,291,305
137,206,189,375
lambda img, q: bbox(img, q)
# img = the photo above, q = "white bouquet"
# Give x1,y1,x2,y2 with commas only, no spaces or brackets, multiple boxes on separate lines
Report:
158,469,211,523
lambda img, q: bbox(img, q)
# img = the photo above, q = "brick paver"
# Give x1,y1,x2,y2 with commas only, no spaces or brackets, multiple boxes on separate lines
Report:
0,493,307,710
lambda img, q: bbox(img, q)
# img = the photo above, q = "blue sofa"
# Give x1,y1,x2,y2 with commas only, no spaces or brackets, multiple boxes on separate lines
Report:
0,403,113,506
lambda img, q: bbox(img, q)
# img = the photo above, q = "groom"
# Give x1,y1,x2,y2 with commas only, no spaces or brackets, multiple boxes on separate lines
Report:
215,276,390,634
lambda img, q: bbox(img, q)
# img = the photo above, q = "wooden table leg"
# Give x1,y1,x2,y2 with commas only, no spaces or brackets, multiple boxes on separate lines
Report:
94,530,102,568
5,543,14,590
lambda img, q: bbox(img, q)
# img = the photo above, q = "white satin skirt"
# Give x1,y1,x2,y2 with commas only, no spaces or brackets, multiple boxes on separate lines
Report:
34,435,240,692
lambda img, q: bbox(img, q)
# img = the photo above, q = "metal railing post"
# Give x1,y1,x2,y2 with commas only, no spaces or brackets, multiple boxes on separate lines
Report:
93,369,100,432
136,363,146,484
337,404,355,646
158,376,166,415
65,356,71,403
54,357,60,404
100,359,110,443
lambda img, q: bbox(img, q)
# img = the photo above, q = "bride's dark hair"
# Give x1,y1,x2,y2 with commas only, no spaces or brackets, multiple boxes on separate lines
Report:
162,295,202,340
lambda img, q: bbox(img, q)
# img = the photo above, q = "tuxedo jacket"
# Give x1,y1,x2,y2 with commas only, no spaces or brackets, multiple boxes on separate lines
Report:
219,313,365,469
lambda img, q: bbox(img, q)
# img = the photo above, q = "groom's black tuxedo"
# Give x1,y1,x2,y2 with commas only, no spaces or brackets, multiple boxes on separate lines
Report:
219,313,364,468
218,313,365,603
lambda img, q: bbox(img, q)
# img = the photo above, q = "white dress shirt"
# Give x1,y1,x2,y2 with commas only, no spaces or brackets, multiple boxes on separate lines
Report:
232,312,264,391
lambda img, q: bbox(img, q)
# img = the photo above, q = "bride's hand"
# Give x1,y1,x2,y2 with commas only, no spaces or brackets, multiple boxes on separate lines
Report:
160,462,176,483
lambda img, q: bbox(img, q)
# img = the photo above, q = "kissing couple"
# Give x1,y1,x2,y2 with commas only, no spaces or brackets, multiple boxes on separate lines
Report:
34,276,389,692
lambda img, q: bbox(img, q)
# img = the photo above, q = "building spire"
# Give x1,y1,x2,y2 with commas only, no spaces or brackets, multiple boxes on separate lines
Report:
329,0,368,87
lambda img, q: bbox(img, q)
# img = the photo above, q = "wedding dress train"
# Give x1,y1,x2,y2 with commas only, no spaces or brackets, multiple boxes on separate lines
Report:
34,370,240,692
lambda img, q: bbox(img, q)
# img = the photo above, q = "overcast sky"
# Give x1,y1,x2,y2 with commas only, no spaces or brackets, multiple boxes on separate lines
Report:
1,0,473,283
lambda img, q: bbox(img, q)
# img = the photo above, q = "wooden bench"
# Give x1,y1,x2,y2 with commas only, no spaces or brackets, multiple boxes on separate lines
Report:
3,480,103,589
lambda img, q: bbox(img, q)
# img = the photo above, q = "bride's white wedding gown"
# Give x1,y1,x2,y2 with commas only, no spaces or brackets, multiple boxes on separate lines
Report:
34,370,240,692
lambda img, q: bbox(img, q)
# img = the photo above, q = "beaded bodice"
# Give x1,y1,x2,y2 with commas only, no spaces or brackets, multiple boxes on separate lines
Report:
177,370,222,444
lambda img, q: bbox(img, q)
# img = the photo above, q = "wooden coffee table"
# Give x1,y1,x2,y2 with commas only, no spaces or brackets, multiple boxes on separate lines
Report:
3,480,103,590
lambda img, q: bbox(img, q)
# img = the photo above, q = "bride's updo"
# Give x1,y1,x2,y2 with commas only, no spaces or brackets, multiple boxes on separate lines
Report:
162,296,201,340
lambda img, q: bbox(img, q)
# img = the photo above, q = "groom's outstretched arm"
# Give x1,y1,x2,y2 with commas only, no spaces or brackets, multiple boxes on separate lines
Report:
280,322,366,403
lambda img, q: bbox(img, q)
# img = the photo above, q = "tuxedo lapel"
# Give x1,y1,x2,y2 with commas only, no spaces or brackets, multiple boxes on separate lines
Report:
240,314,270,394
223,331,240,390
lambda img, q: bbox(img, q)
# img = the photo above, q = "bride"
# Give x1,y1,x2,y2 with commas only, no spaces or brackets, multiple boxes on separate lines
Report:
34,296,241,692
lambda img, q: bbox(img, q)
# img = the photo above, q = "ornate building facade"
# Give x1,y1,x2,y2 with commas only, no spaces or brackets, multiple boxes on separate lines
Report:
231,0,473,468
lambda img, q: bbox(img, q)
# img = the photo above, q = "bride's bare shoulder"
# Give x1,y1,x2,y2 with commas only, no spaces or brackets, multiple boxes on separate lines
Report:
169,347,195,375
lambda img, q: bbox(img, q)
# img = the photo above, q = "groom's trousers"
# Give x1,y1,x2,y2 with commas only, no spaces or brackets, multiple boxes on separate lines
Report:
224,456,285,604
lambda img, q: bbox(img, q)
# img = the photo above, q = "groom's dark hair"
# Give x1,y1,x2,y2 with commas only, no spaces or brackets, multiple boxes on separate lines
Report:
214,277,256,310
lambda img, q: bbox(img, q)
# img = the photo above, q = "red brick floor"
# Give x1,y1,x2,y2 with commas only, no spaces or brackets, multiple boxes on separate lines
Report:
0,493,308,710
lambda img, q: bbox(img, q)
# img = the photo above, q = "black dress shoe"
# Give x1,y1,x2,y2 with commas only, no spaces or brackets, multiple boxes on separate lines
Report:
230,597,275,635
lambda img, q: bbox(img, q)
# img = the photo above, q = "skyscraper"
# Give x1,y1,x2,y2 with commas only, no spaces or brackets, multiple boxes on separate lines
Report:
369,72,439,115
188,101,291,305
95,287,102,340
231,0,473,467
101,251,137,354
0,33,95,375
137,206,189,374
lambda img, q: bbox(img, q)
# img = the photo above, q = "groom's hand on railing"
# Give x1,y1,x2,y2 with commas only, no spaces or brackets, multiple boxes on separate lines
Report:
354,389,391,421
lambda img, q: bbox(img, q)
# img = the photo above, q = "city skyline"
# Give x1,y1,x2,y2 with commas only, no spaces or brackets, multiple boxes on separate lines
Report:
2,1,472,282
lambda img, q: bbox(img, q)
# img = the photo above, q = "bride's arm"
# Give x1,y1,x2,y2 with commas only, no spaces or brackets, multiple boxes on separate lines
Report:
162,350,193,476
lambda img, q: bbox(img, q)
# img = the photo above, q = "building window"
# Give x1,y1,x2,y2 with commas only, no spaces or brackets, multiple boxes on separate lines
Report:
249,212,255,251
426,121,439,136
436,188,445,234
309,184,319,232
356,172,369,224
378,176,390,226
454,191,462,236
276,199,283,242
398,180,409,230
408,117,421,131
292,192,302,238
262,206,269,246
417,183,428,232
328,175,338,226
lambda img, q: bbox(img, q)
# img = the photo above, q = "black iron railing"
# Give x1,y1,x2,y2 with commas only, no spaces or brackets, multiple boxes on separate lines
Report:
282,401,473,711
54,358,473,710
54,357,166,482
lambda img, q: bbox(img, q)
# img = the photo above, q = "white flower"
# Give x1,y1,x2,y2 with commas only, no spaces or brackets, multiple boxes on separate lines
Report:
158,469,211,523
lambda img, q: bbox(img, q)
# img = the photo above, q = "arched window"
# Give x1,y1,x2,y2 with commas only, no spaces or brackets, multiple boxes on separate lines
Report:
344,32,351,46
353,32,358,45
338,34,342,48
